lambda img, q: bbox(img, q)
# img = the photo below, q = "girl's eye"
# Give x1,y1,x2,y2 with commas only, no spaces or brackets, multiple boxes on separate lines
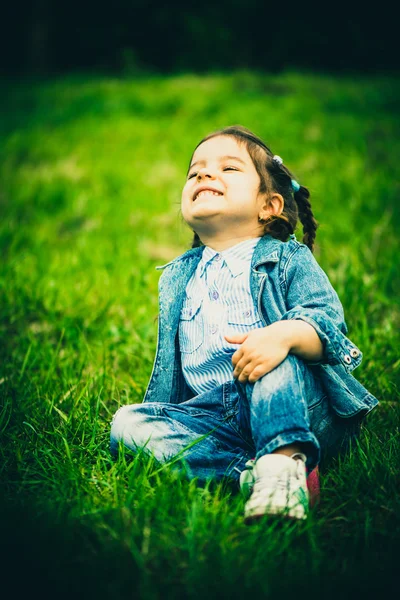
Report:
187,166,238,180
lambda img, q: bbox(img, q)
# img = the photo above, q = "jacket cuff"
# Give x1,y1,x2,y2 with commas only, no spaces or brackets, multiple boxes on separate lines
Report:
281,311,363,373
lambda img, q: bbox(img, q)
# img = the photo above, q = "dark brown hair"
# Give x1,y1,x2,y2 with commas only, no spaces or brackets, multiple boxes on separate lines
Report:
186,125,319,253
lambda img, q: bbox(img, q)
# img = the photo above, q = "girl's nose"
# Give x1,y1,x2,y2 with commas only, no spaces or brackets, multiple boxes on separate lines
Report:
197,167,216,180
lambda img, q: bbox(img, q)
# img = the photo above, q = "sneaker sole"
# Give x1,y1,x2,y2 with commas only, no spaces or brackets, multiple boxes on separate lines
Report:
244,506,308,524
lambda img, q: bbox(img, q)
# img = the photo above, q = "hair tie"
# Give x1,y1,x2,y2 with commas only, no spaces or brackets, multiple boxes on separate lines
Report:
272,155,300,192
291,179,300,192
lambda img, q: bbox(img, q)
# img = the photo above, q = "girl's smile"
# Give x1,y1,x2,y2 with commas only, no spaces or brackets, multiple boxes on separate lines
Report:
193,188,223,201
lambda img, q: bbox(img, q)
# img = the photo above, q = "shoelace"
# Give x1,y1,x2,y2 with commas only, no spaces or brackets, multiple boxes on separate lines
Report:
252,471,292,495
252,457,306,495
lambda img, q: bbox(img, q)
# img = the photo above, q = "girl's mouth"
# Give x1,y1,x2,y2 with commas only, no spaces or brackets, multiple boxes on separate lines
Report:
193,189,223,201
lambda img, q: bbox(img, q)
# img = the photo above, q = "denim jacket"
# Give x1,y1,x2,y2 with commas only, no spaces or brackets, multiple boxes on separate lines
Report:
143,234,379,419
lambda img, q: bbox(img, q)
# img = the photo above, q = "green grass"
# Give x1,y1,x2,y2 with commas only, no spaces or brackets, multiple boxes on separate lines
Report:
1,70,399,599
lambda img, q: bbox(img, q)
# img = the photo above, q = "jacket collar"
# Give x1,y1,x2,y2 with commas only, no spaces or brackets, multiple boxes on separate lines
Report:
251,234,283,269
156,234,291,271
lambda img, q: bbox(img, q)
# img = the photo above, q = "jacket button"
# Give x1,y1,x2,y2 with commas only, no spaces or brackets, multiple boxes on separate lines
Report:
350,348,360,358
343,355,352,364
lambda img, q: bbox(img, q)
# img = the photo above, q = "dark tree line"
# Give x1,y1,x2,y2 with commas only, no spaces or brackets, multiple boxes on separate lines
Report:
1,1,398,75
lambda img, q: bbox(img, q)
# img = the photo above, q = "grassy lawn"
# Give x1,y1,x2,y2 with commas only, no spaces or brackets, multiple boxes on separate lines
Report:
1,70,399,599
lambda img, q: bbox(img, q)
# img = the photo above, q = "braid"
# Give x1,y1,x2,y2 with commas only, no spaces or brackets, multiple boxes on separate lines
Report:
266,157,319,253
293,186,319,253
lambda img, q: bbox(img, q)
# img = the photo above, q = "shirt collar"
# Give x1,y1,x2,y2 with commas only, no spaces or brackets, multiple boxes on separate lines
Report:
199,237,262,278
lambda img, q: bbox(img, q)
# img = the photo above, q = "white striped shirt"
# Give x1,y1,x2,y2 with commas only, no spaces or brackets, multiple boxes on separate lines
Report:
179,237,265,394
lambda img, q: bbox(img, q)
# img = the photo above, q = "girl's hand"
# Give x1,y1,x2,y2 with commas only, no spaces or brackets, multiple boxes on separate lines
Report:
224,322,293,384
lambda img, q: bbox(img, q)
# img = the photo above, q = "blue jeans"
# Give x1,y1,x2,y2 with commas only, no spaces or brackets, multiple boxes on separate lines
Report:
110,355,359,484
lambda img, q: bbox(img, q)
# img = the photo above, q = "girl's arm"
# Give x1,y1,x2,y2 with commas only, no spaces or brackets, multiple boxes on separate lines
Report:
226,243,362,384
225,320,323,383
275,319,324,362
280,243,362,373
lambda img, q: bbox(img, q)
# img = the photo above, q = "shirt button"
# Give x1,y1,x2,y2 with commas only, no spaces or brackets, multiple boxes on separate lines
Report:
343,355,352,364
214,254,221,261
211,290,219,300
210,324,218,334
243,310,251,317
350,348,360,358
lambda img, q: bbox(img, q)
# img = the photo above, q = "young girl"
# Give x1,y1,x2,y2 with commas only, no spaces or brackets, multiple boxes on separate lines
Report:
110,125,378,522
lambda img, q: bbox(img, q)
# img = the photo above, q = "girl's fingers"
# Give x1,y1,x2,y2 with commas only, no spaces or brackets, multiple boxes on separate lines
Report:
233,356,250,377
235,361,257,382
231,347,244,367
248,365,269,383
224,333,248,346
237,361,272,383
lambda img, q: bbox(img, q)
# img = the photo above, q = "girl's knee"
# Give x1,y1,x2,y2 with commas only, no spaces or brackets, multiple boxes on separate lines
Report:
110,405,131,441
109,403,174,460
110,404,150,454
110,405,132,454
256,354,305,392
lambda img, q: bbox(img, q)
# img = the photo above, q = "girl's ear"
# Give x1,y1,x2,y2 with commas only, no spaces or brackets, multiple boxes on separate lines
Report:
259,193,285,219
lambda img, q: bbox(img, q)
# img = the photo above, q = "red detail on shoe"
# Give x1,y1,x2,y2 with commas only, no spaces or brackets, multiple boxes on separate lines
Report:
306,466,320,509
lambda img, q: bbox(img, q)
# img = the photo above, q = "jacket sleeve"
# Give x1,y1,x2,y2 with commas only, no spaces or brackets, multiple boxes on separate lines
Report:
280,244,363,373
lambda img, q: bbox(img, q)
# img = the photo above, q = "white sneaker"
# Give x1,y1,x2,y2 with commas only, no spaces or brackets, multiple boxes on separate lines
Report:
239,459,257,499
243,453,309,522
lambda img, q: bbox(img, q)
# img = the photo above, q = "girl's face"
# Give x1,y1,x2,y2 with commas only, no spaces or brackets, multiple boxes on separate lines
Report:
181,135,268,238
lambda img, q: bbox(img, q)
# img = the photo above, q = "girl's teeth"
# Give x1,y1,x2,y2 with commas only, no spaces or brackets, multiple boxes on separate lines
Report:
196,190,221,199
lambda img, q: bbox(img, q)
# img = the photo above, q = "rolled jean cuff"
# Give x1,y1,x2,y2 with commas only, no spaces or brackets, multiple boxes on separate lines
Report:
256,431,321,471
